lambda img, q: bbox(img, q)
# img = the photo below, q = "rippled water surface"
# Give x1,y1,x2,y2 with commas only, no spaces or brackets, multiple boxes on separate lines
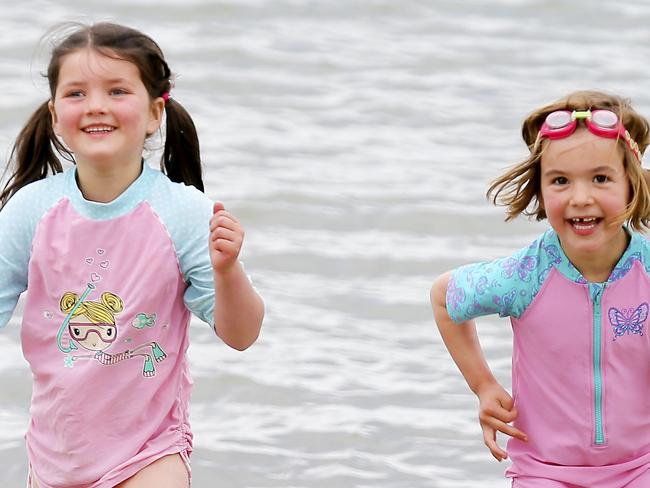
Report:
2,1,650,486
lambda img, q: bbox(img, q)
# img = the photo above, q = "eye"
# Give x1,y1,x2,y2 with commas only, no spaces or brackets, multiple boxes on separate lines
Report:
594,174,609,183
72,328,81,337
552,176,568,185
64,90,84,98
110,88,128,96
106,328,113,337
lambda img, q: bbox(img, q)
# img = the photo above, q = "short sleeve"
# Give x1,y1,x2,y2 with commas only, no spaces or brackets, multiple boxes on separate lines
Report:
446,242,543,323
177,193,215,326
146,174,216,326
0,186,46,328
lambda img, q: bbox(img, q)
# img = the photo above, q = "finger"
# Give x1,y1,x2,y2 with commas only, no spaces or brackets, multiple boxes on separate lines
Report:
212,238,240,255
481,403,517,424
213,209,240,223
211,227,240,243
498,393,515,411
210,220,237,236
481,426,507,461
213,201,225,215
483,416,528,441
210,213,241,232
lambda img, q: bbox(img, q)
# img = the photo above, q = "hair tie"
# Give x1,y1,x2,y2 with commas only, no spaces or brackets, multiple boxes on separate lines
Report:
162,92,170,103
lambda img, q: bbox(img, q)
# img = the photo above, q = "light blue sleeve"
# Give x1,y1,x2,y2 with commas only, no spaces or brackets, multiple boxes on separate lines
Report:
446,237,546,323
148,174,216,326
0,179,62,329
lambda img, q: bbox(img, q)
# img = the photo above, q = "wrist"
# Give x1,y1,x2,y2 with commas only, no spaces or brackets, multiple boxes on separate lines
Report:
472,377,500,397
213,260,242,281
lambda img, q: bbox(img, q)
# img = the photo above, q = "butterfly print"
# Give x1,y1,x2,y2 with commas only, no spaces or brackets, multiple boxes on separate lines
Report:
608,303,649,340
501,256,538,282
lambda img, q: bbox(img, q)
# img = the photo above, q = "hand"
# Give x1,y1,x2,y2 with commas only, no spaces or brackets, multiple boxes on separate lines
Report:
209,202,244,273
476,382,528,461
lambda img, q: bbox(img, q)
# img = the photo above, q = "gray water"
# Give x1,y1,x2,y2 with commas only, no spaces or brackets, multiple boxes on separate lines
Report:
2,1,650,486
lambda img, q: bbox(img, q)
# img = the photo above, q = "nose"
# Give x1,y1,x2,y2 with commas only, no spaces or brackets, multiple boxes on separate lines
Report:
569,181,594,206
85,91,109,115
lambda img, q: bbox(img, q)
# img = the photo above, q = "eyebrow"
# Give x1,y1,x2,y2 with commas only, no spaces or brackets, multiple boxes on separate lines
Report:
59,78,134,87
543,165,617,177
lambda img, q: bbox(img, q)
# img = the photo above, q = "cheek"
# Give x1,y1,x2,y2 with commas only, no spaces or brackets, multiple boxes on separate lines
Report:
116,101,151,129
540,190,564,218
53,104,80,130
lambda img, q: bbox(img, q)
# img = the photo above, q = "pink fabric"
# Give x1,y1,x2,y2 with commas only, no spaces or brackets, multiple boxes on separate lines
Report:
506,264,650,486
512,478,580,488
22,199,194,487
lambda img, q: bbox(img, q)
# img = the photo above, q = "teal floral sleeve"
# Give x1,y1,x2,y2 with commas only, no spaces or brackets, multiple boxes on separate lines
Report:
446,227,650,324
446,232,558,323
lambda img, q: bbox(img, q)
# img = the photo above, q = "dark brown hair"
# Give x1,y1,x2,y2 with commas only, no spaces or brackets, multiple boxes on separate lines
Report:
487,90,650,231
1,22,204,208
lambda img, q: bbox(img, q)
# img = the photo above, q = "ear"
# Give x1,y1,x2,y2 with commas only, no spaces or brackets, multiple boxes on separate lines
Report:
48,99,61,136
146,97,165,136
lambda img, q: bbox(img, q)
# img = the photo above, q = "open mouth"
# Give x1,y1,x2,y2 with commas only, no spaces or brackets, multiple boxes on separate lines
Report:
568,217,601,231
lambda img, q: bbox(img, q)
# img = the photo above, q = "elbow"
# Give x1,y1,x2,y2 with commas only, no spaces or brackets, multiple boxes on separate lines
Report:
225,329,261,351
431,271,451,308
216,305,265,351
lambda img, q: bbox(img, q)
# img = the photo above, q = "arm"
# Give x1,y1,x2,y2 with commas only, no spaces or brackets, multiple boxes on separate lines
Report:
431,271,527,461
209,202,264,350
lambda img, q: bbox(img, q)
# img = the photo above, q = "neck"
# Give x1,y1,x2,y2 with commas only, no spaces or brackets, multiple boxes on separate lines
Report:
75,160,143,203
563,228,630,283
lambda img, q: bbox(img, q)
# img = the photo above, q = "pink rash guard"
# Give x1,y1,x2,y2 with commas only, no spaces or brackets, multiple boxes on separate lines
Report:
0,163,218,487
447,229,650,487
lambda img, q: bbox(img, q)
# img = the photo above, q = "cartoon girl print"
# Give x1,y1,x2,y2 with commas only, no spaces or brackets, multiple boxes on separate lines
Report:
56,283,166,377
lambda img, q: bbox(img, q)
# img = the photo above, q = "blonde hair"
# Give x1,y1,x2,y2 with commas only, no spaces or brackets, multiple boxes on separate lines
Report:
60,291,124,324
487,90,650,231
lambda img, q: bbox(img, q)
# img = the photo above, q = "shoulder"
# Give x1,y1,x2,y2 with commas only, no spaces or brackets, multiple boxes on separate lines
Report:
448,231,551,321
1,172,66,226
622,230,650,275
144,169,213,257
147,169,213,218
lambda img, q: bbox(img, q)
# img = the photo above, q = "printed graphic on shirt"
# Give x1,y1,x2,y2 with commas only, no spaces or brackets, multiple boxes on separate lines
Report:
608,303,649,341
54,249,166,376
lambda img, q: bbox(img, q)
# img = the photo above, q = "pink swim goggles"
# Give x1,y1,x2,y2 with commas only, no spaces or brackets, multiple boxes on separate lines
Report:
538,109,641,162
68,323,117,343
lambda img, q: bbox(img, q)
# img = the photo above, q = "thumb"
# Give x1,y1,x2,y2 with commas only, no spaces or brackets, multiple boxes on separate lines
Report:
213,201,225,215
498,390,514,408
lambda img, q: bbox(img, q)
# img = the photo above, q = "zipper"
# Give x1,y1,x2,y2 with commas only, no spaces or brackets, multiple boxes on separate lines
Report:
589,282,605,445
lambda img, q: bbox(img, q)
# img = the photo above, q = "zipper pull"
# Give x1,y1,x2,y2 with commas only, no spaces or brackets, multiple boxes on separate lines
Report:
589,283,605,303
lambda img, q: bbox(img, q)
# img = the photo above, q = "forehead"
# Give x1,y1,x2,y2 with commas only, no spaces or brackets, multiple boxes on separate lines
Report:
57,48,141,83
540,127,625,173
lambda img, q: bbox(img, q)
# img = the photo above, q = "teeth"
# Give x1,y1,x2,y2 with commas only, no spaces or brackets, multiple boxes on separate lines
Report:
84,126,113,133
571,217,597,223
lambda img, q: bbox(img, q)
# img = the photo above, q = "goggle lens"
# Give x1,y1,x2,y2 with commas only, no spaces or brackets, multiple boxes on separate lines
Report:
591,110,618,128
545,111,573,129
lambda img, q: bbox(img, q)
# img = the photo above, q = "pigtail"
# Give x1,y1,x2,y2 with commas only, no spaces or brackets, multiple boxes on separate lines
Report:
60,292,81,314
100,292,124,314
0,101,68,209
161,98,204,192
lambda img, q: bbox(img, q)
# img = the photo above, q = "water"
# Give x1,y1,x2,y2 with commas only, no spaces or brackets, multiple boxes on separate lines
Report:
2,0,650,486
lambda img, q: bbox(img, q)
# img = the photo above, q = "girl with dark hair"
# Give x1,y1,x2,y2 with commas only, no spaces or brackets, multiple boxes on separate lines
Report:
0,22,264,488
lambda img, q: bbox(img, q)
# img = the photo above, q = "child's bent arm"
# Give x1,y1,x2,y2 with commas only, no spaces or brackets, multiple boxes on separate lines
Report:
209,202,264,350
431,271,495,394
431,271,527,461
213,261,264,350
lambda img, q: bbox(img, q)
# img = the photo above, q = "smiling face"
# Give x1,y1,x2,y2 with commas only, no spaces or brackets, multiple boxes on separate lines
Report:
48,48,164,171
540,128,631,274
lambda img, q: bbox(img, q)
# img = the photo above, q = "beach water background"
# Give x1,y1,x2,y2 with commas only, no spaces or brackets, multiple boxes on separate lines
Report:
1,1,650,486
